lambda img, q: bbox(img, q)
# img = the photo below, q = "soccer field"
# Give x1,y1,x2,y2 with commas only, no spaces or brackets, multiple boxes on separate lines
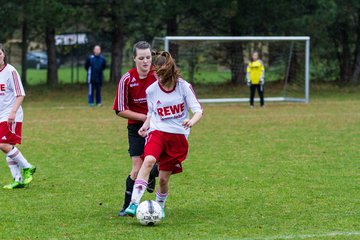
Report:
0,84,359,240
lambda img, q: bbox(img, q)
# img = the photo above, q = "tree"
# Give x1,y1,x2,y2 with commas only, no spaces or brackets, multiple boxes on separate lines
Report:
0,1,18,43
306,0,360,84
82,0,127,84
20,19,28,85
20,0,42,85
0,1,27,83
34,0,75,86
187,0,247,84
83,0,167,84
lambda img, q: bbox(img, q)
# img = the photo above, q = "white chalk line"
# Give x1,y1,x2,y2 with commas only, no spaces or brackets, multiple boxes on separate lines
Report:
231,231,360,240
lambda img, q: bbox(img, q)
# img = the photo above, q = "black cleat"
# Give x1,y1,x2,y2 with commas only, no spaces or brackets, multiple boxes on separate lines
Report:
147,177,156,193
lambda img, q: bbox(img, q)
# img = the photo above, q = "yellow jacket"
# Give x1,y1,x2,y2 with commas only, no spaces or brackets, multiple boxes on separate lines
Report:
246,60,265,84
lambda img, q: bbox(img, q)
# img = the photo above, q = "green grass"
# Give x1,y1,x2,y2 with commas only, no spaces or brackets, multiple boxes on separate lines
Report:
0,83,359,239
26,67,111,85
26,65,297,86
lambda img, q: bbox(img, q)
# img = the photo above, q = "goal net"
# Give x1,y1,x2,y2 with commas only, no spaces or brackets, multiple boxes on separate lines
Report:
152,36,310,103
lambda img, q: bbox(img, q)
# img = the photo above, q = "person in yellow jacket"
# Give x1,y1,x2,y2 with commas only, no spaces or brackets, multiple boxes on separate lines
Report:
246,51,265,108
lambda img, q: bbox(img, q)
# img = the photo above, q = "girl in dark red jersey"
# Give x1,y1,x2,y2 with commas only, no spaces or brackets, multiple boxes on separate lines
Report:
113,41,158,216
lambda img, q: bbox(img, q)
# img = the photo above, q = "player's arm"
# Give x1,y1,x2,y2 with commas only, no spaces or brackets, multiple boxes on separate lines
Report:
246,64,251,85
8,70,25,125
182,84,203,129
8,96,24,125
138,92,153,136
260,60,265,84
138,116,151,137
116,110,147,122
182,112,202,130
113,74,147,122
138,93,155,136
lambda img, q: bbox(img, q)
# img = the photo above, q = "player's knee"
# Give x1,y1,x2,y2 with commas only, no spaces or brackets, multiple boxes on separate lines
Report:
143,156,156,169
158,175,169,187
0,143,10,153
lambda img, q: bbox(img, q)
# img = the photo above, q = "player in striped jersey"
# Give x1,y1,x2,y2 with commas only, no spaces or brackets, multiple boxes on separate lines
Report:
125,51,203,218
0,44,36,189
113,41,158,216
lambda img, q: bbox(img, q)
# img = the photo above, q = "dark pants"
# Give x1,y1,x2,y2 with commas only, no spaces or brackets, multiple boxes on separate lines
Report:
88,82,102,105
250,84,264,106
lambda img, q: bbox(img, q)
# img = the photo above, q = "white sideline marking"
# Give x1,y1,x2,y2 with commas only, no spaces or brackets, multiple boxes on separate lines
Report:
237,231,360,240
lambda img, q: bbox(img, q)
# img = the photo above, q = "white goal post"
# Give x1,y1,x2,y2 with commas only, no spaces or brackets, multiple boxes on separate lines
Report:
159,36,310,104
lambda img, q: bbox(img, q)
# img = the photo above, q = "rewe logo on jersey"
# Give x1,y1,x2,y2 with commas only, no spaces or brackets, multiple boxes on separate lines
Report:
0,84,5,95
157,102,185,117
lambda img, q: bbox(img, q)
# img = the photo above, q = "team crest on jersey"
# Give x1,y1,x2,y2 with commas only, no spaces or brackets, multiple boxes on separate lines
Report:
129,77,139,87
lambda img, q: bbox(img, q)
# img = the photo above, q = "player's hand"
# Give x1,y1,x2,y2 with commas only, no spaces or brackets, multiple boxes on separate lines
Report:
7,112,15,126
247,82,251,87
260,79,264,85
138,126,148,138
182,118,193,129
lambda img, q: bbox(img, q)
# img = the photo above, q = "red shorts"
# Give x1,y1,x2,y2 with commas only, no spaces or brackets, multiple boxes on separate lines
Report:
0,121,22,145
144,130,188,174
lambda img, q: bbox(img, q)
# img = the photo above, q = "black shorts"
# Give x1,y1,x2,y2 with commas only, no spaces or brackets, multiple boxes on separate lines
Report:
127,124,145,157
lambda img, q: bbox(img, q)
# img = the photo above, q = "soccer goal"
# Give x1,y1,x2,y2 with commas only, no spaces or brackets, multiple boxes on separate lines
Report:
152,36,310,103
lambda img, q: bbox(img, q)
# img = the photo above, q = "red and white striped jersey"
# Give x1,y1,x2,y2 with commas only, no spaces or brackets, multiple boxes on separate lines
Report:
0,64,25,122
146,78,203,135
113,68,157,124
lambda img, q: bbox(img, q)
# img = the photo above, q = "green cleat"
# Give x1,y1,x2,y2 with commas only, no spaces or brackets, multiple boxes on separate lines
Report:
23,166,36,185
161,208,165,219
125,203,138,216
3,181,24,189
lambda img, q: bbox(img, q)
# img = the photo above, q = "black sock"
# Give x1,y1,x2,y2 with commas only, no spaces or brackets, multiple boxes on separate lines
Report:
122,175,135,210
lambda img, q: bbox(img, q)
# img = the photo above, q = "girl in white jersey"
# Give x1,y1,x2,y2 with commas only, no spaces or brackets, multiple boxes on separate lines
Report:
125,51,203,218
0,44,36,189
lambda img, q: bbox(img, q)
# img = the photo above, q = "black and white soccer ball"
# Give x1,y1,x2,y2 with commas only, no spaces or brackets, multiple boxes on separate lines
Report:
136,200,162,226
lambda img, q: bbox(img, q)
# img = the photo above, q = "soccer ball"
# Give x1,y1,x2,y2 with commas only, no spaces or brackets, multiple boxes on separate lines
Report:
136,200,162,226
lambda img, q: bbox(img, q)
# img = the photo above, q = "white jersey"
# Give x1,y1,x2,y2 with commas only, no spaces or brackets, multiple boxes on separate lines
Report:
146,78,203,135
0,64,25,122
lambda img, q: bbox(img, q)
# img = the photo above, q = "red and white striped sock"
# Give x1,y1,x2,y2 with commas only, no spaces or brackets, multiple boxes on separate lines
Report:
156,191,168,209
6,157,22,182
7,147,31,169
131,179,148,205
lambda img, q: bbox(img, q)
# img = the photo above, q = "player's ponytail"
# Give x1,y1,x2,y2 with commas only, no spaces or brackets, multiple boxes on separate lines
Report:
0,44,7,64
153,51,180,88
